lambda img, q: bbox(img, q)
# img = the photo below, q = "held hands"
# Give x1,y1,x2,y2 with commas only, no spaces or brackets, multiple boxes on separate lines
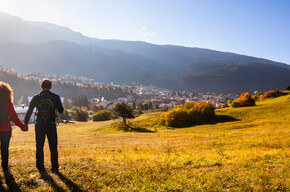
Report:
21,124,29,132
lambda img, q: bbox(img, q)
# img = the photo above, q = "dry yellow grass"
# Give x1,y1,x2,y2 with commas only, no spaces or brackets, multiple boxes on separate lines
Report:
2,94,289,191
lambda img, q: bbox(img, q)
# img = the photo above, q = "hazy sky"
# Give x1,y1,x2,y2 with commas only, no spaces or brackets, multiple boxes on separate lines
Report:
0,0,289,64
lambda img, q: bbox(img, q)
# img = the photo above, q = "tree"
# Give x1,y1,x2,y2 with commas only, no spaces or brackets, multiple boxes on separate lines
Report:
138,108,143,114
113,102,134,126
143,103,149,110
82,95,89,108
58,109,71,122
234,92,255,107
70,95,89,107
138,103,143,110
22,93,29,106
160,101,215,128
154,104,159,109
183,101,195,110
63,97,70,109
287,85,290,91
92,110,111,121
91,102,98,112
132,102,136,110
148,101,153,110
73,108,88,122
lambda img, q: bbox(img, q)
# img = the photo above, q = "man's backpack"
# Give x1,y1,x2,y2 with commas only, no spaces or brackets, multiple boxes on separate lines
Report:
37,98,56,124
0,98,9,125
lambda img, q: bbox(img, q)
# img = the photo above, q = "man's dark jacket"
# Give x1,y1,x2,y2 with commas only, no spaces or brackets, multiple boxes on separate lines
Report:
25,90,64,124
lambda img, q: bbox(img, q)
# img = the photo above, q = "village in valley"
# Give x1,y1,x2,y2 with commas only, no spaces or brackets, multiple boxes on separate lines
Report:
13,71,239,122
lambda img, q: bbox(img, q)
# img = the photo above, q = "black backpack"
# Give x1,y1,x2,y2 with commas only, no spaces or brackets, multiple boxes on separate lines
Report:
0,98,9,125
37,98,56,124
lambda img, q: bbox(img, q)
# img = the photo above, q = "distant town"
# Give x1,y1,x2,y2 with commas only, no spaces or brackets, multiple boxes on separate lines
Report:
11,70,239,122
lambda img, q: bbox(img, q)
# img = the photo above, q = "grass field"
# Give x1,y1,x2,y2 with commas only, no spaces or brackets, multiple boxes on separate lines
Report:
2,94,290,191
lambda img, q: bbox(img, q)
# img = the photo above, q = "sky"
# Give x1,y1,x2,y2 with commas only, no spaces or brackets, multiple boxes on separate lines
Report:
0,0,289,64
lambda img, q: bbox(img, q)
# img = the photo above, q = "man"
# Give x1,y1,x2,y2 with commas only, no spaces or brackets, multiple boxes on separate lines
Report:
25,79,64,173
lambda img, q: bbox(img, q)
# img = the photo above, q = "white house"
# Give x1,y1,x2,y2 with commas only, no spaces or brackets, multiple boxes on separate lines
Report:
14,106,36,124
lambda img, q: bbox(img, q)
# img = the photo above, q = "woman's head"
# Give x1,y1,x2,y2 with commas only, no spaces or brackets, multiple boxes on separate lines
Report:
0,82,13,102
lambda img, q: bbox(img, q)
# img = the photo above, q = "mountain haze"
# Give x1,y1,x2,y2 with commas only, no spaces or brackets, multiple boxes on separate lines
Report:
0,12,289,93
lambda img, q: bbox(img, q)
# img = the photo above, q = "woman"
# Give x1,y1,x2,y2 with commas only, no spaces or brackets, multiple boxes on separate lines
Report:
0,81,27,171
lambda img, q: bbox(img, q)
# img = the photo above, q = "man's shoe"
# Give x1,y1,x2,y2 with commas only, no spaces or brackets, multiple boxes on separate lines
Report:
2,167,8,171
37,167,46,172
50,168,59,174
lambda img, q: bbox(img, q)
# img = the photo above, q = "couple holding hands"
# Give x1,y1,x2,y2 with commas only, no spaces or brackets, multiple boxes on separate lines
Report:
0,79,63,173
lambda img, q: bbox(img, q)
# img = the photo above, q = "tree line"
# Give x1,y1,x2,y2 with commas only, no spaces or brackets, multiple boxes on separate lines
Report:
0,69,134,104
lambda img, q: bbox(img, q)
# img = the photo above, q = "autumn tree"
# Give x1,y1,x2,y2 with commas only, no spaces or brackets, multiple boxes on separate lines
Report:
113,102,134,126
234,92,255,107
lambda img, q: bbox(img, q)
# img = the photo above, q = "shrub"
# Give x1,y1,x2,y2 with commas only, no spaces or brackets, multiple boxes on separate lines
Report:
187,108,200,124
160,112,166,125
231,92,255,108
236,92,255,107
72,108,89,122
253,91,264,100
92,110,111,121
230,101,241,108
183,101,195,110
160,101,215,128
253,89,286,101
58,109,71,123
227,100,233,105
164,107,189,127
138,108,143,114
194,101,215,119
221,103,228,108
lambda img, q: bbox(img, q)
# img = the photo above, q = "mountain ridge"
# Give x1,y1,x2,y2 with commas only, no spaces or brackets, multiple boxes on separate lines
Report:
0,12,289,93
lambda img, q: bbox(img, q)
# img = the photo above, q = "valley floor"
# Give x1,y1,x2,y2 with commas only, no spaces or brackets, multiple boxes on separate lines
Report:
3,95,290,191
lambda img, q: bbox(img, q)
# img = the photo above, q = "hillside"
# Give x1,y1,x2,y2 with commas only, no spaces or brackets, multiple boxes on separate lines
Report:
6,94,290,191
0,12,289,93
152,63,290,93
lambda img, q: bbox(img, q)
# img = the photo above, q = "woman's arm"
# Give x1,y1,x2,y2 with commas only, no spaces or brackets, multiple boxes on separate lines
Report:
6,102,25,129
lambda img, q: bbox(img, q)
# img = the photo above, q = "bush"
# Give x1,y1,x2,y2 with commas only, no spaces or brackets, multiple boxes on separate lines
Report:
164,107,189,127
194,101,215,119
221,103,228,108
138,108,143,114
72,108,89,122
253,89,287,101
92,110,111,121
231,92,255,108
160,112,166,125
58,109,71,122
236,92,255,107
253,91,263,100
184,101,195,110
230,101,241,108
160,101,216,128
187,108,200,124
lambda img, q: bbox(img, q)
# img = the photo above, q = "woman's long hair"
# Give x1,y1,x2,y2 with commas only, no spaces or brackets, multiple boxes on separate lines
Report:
0,82,13,103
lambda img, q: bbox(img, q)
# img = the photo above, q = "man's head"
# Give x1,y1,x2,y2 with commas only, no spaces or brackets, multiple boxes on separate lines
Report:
41,79,52,91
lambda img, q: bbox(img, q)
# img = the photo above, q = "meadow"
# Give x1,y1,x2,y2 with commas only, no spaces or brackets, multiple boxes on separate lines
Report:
2,94,290,191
